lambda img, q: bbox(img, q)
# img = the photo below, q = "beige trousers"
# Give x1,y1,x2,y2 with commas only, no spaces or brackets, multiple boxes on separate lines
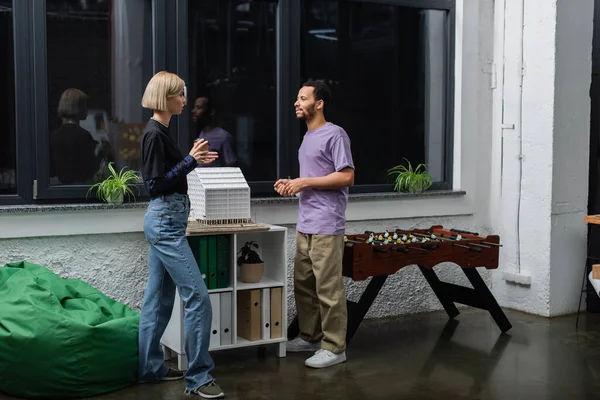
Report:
294,231,347,354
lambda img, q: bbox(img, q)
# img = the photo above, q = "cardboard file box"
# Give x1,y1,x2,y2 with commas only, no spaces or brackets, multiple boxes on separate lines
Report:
237,289,261,341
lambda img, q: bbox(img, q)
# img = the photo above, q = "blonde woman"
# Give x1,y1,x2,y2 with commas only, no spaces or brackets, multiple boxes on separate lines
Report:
137,71,224,398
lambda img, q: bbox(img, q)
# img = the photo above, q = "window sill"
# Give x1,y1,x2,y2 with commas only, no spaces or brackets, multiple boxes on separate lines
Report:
0,190,471,238
0,190,465,214
0,190,467,214
252,190,466,205
0,202,148,214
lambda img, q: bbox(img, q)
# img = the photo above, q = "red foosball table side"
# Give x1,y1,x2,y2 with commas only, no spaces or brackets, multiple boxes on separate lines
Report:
342,225,500,281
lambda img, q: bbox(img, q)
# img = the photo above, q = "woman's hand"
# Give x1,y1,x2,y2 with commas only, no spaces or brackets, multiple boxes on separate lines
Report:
190,139,219,164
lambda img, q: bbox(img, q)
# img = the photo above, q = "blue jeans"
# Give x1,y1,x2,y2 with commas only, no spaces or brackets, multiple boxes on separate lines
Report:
138,193,214,391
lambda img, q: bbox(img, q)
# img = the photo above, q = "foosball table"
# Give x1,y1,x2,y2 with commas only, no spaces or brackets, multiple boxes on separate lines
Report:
288,225,511,345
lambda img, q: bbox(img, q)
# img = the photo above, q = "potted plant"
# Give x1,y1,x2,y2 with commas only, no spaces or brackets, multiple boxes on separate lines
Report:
237,241,264,283
86,162,141,204
387,159,433,194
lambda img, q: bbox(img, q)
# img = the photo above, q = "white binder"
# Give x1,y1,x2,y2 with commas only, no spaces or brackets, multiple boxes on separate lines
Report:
219,292,233,346
209,293,221,348
261,288,271,340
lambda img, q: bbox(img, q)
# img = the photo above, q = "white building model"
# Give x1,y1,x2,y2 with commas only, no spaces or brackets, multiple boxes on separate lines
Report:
187,167,251,225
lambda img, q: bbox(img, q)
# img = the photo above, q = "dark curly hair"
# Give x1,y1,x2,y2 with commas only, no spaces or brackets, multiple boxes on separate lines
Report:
302,80,332,109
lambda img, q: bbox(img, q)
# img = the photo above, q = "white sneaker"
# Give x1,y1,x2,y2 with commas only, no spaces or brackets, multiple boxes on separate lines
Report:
286,337,321,352
305,349,347,368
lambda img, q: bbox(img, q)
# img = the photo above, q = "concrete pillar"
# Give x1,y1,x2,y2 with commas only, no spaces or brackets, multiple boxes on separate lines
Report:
491,0,593,316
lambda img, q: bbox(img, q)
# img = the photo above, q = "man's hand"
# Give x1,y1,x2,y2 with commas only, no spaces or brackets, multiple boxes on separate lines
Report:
274,179,290,196
283,178,307,196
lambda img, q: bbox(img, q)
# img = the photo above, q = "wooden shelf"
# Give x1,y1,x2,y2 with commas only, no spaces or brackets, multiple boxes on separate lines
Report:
585,215,600,225
208,287,233,294
161,224,288,370
209,337,286,352
186,221,271,235
237,278,284,291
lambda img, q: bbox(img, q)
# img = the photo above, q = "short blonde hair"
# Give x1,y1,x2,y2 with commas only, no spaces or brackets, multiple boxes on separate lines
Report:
141,71,185,111
58,88,88,120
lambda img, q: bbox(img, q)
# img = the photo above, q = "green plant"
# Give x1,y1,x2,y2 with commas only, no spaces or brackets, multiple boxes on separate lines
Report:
237,241,264,265
86,162,141,203
387,159,433,194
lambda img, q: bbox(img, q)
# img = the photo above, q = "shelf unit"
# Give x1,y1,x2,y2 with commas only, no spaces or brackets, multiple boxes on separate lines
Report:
161,224,288,370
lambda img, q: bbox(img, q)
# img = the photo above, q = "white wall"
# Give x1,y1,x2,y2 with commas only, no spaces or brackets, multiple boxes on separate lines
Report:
490,0,593,316
549,0,593,315
0,214,490,322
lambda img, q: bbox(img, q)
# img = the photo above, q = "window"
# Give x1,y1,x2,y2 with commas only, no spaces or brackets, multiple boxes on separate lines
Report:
2,0,454,205
0,1,16,195
300,0,452,189
36,0,153,198
187,0,278,183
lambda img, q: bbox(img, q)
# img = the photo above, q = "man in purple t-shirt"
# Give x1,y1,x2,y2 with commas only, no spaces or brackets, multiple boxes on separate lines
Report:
274,80,354,369
192,96,237,167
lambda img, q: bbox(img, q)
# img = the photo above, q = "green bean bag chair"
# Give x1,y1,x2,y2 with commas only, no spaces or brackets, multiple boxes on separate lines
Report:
0,261,140,398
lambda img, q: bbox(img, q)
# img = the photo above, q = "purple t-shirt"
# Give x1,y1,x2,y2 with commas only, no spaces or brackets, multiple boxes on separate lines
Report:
297,122,354,235
197,127,237,167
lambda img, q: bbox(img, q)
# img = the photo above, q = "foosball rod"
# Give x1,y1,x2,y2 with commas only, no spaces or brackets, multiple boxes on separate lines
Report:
451,243,482,252
395,229,501,248
344,237,425,251
410,232,477,244
438,234,492,249
443,234,502,248
374,240,430,251
344,238,367,245
359,244,429,253
411,232,482,252
443,230,503,247
412,232,493,249
481,241,502,247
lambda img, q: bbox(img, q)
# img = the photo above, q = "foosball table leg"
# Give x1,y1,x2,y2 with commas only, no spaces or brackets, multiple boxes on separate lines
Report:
346,275,388,344
462,268,512,333
287,315,300,340
418,266,460,319
418,265,512,333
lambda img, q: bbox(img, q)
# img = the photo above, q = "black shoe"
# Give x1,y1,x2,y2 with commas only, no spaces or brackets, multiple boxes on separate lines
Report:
161,367,185,381
188,381,225,398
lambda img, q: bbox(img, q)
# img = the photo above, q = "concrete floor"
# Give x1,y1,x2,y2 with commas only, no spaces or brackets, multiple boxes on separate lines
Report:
3,308,600,400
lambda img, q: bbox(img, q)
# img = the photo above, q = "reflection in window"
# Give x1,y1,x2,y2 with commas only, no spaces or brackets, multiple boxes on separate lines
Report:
46,0,152,185
301,1,449,185
0,1,16,194
188,1,277,181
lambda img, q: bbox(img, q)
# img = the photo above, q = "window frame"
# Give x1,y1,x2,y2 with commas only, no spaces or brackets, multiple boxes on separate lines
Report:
1,0,455,205
28,0,167,201
298,0,455,193
175,0,454,196
174,0,293,196
0,0,33,205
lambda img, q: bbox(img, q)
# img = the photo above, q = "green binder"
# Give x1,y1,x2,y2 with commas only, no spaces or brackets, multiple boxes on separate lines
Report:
207,235,217,289
216,235,230,288
198,236,209,287
187,236,200,265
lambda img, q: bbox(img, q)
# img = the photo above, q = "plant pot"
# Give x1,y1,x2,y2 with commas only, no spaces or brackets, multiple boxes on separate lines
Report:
239,263,264,283
107,191,124,204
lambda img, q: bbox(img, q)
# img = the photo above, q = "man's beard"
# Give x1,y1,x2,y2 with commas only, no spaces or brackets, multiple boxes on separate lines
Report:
297,105,316,120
